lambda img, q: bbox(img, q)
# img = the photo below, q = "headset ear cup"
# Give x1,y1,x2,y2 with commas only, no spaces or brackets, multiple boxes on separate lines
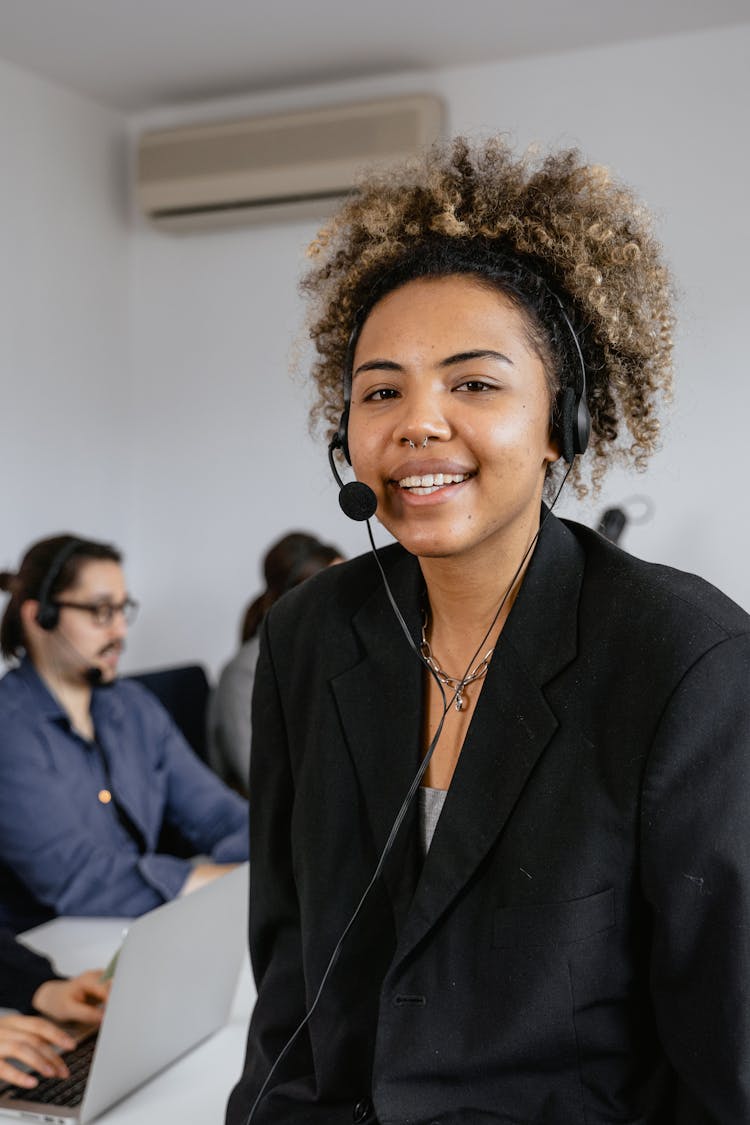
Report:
337,408,351,465
559,386,591,463
575,396,591,457
559,387,576,465
33,536,84,633
36,602,59,631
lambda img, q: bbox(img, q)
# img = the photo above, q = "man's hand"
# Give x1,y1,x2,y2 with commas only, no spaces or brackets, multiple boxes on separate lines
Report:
180,862,238,895
32,970,110,1026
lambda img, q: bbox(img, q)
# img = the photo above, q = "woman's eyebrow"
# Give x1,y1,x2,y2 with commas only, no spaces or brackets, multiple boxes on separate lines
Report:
439,349,513,368
353,349,514,378
353,359,403,377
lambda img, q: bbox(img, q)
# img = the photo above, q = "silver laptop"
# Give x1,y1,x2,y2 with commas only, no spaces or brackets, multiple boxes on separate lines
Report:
0,863,248,1123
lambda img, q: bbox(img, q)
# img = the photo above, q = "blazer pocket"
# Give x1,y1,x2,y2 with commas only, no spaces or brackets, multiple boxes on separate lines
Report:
492,887,615,948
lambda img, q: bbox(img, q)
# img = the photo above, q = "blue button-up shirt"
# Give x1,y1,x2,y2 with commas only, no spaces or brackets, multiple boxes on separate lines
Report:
0,659,249,931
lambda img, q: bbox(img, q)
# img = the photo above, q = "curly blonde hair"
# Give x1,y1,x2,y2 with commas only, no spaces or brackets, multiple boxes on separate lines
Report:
302,137,674,496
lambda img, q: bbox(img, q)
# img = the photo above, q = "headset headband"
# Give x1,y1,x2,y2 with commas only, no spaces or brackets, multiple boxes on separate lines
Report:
35,538,85,631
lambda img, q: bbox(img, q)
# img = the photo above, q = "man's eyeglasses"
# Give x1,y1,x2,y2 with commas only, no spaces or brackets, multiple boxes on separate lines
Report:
53,598,139,627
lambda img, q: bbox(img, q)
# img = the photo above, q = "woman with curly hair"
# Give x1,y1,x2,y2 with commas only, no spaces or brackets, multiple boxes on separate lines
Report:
227,139,750,1124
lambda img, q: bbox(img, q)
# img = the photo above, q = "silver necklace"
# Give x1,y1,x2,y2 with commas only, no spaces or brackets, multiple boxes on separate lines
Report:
420,613,494,712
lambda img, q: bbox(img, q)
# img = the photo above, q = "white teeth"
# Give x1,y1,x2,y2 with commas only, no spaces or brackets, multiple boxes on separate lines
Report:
398,472,469,490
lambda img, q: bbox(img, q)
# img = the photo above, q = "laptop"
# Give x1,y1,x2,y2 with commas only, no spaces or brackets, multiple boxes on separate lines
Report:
0,863,249,1123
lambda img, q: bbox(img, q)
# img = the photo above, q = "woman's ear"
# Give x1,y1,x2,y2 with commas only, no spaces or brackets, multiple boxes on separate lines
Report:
545,415,562,465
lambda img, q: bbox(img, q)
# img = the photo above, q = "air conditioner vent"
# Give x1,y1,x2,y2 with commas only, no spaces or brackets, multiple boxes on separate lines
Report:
137,95,445,231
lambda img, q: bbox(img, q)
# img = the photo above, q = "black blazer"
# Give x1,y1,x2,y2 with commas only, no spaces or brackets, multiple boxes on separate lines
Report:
227,516,750,1125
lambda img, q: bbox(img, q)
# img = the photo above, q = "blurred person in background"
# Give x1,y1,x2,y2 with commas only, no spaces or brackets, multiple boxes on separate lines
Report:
208,532,342,793
0,534,249,932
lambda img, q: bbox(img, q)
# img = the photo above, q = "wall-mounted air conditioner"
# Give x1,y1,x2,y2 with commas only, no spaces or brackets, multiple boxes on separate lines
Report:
136,95,445,231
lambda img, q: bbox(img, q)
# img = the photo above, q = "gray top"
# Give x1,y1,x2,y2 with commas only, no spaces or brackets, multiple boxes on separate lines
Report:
207,635,259,790
418,785,448,855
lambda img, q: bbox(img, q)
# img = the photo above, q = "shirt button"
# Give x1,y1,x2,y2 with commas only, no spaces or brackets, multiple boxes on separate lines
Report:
352,1097,372,1122
98,789,112,804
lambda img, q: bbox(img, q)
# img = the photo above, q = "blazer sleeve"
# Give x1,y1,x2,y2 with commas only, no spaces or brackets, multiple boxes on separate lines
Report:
0,928,60,1012
226,620,321,1125
641,631,750,1122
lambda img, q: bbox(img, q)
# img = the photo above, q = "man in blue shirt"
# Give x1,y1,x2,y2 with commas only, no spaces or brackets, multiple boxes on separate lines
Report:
0,534,249,932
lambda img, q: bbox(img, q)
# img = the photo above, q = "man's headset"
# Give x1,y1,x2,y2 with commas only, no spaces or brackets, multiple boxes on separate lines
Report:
32,537,109,687
327,284,591,520
35,538,86,631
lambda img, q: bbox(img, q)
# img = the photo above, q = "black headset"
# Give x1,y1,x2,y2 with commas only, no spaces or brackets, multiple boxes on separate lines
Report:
550,294,591,466
332,316,361,467
35,538,85,631
327,315,379,521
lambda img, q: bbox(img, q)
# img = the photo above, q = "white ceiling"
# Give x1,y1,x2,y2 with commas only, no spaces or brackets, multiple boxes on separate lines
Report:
0,0,748,112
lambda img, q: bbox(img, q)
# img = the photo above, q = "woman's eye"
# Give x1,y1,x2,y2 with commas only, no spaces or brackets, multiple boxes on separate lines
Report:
455,379,495,393
363,387,399,402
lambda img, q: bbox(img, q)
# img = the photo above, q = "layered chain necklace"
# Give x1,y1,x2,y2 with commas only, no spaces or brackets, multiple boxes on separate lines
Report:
420,611,495,712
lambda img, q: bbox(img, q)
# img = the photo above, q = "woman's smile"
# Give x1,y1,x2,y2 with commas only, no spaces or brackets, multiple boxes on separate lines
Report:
387,456,475,504
396,472,472,497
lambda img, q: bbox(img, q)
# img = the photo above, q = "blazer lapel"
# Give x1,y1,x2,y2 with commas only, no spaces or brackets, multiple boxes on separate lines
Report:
393,515,586,967
330,548,424,909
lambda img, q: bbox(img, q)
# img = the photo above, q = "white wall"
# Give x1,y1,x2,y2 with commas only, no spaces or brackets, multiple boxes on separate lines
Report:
443,32,750,596
0,57,131,573
126,23,750,677
2,25,747,678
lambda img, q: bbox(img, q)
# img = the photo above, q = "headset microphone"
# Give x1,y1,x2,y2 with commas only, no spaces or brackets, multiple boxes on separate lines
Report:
327,437,378,521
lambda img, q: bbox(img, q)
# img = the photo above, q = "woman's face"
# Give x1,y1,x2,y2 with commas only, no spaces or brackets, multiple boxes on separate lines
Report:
348,275,559,563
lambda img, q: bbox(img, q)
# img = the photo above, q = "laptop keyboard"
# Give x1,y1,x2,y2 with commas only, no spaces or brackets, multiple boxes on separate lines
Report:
0,1035,96,1107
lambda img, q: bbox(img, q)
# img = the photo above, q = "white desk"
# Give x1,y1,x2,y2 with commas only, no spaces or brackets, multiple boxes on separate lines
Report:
15,917,256,1124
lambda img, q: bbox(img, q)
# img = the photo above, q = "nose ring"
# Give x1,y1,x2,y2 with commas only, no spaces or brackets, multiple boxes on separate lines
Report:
407,437,430,449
